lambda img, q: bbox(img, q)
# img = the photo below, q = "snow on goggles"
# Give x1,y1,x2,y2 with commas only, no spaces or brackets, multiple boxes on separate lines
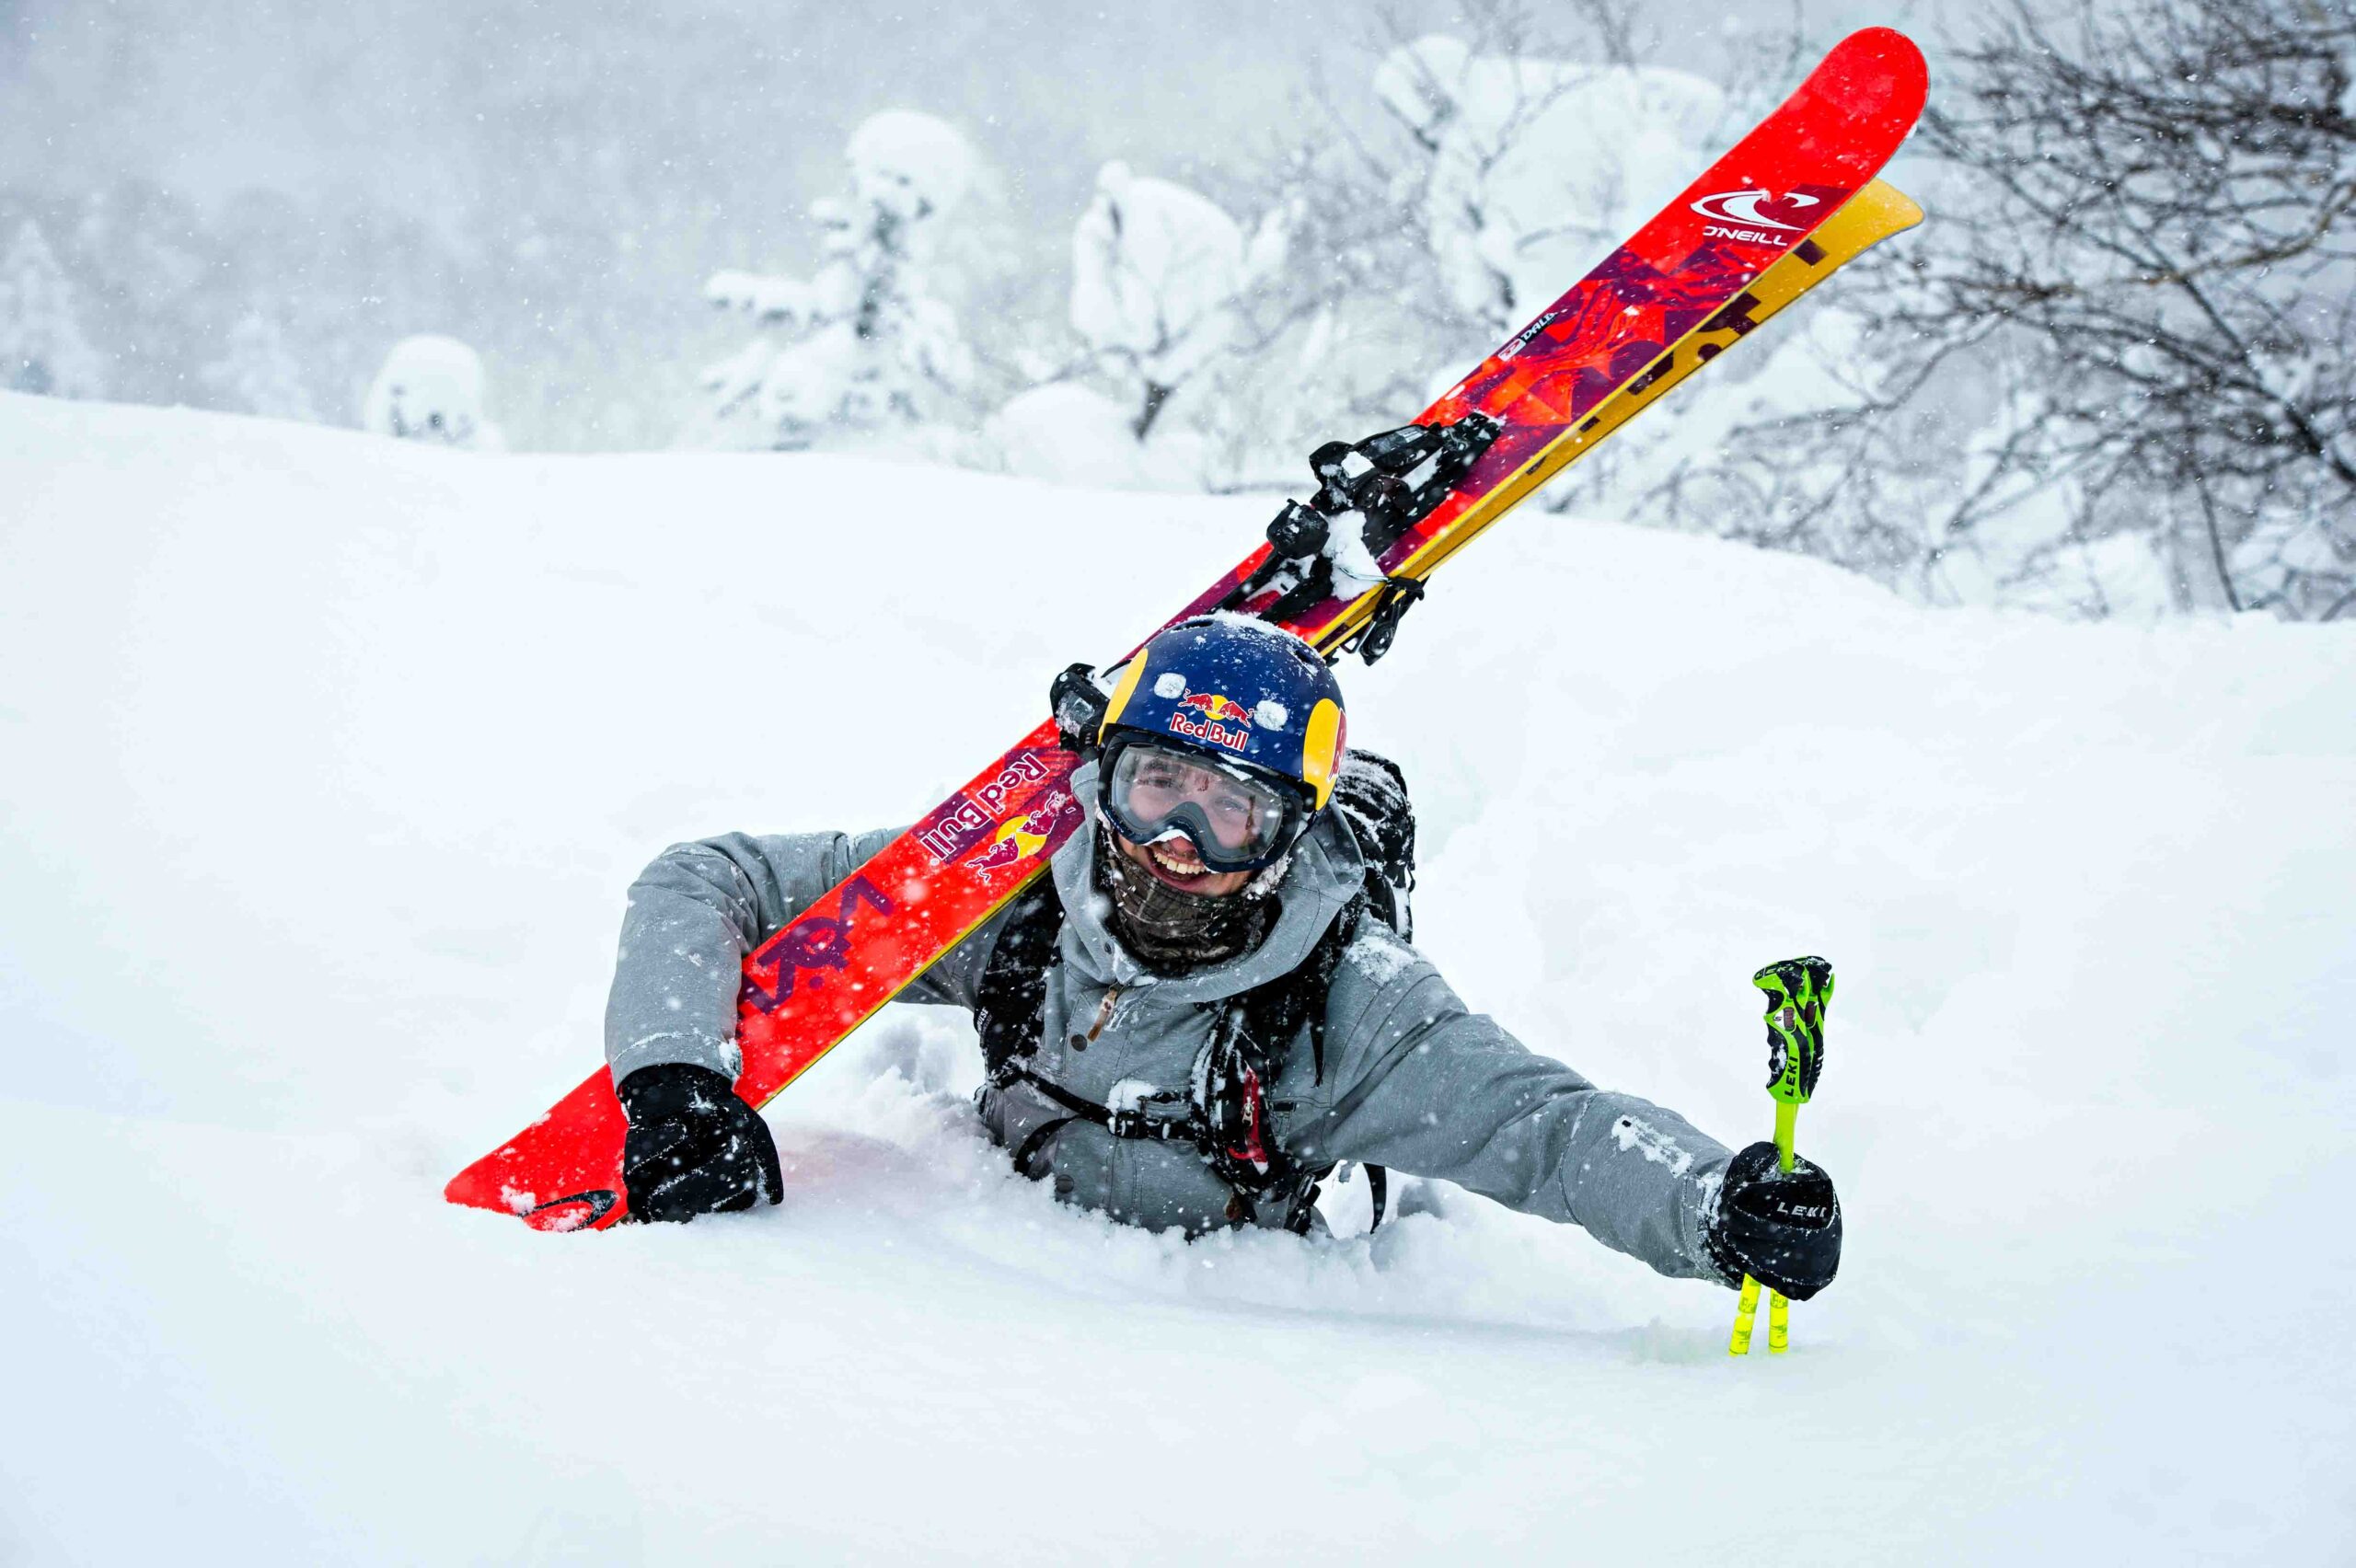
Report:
1100,734,1312,873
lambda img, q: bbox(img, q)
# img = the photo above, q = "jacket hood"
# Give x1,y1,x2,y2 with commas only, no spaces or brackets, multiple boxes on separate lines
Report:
1050,756,1366,1001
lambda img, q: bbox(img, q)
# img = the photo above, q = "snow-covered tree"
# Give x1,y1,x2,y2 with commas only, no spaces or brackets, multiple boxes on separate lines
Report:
987,380,1179,490
1372,35,1723,336
1069,161,1284,441
992,162,1287,489
1146,17,1728,490
692,110,983,453
202,308,318,421
362,335,505,450
0,220,108,398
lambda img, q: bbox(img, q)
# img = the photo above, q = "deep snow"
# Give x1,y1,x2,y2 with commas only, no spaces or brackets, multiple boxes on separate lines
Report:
3,394,2352,1564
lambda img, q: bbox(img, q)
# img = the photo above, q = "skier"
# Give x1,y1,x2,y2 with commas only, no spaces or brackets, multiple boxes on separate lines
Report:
602,617,1841,1303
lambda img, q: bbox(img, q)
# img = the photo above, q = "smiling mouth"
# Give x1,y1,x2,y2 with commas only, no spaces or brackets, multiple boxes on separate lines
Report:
1144,840,1218,887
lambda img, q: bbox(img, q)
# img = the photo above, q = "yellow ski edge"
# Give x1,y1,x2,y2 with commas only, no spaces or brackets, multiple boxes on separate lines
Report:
1311,179,1926,658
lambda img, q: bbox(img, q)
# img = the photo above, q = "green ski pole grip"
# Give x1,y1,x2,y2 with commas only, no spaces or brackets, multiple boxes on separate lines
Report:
1753,956,1832,1172
1731,956,1834,1355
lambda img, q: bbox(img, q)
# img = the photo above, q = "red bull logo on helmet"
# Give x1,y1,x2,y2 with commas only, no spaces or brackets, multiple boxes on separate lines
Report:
1169,691,1253,753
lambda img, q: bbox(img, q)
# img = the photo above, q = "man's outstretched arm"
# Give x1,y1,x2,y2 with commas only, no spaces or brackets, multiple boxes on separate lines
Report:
1304,922,1840,1297
602,826,1027,1221
604,830,904,1085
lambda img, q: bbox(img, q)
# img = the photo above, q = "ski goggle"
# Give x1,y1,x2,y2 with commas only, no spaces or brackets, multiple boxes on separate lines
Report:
1099,733,1313,874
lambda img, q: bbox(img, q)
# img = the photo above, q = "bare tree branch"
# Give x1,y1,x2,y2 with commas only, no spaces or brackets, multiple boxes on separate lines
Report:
1652,0,2353,617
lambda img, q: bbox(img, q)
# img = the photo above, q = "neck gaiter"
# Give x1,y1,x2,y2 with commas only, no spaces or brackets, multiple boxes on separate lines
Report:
1093,841,1278,974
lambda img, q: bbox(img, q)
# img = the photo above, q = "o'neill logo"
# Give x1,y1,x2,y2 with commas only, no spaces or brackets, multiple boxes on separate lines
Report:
1500,307,1564,360
1689,188,1820,248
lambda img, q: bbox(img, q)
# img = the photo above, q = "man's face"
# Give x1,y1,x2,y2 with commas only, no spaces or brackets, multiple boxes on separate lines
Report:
1103,743,1296,898
1113,831,1253,898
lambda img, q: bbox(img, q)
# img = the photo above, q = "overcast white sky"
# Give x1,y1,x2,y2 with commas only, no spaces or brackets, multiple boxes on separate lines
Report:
2,0,1943,238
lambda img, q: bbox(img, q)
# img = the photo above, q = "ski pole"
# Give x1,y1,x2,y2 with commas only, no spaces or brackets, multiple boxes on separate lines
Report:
1728,955,1832,1356
1729,1274,1764,1356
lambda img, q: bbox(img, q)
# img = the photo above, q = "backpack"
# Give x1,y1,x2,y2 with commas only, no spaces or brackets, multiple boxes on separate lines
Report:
972,748,1417,1234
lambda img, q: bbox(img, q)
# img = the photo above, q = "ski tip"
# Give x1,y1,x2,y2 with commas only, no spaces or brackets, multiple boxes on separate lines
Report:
1828,27,1930,116
445,1157,631,1231
1863,179,1927,234
443,1158,508,1213
1837,24,1924,63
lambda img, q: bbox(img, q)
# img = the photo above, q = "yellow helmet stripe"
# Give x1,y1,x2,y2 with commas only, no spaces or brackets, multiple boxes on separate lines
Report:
1300,698,1344,809
1098,654,1149,743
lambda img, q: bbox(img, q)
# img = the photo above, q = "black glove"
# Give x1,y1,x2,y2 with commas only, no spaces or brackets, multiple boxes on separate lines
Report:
1705,1140,1842,1301
617,1062,783,1222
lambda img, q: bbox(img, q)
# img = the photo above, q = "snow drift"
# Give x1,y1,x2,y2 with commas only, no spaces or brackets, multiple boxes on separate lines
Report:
2,394,2351,1564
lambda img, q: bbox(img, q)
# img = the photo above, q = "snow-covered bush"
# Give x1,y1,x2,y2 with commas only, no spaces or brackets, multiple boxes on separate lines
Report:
1068,162,1283,442
1372,36,1723,335
992,162,1285,489
362,336,504,450
202,310,318,422
690,110,983,454
0,220,108,398
987,381,1210,490
1174,24,1732,490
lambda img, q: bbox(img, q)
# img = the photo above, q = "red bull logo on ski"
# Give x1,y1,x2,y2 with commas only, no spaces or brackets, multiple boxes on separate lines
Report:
1169,692,1253,754
962,790,1072,876
917,749,1065,865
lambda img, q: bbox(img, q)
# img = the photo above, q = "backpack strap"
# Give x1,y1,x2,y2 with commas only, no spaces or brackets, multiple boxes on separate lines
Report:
974,882,1064,1084
972,879,1392,1233
1007,1115,1077,1180
1237,893,1363,1089
1220,896,1391,1236
1332,748,1416,941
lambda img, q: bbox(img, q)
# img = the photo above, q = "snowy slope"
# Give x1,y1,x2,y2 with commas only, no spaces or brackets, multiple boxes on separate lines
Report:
3,393,2352,1565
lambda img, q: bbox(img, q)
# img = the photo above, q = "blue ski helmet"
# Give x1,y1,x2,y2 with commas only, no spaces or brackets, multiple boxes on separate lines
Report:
1094,617,1346,872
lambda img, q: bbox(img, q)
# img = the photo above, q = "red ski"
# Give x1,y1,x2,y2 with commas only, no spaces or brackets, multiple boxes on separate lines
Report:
449,29,1928,1230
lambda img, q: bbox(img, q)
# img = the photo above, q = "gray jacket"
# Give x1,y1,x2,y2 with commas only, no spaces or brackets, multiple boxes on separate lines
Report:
606,761,1735,1284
